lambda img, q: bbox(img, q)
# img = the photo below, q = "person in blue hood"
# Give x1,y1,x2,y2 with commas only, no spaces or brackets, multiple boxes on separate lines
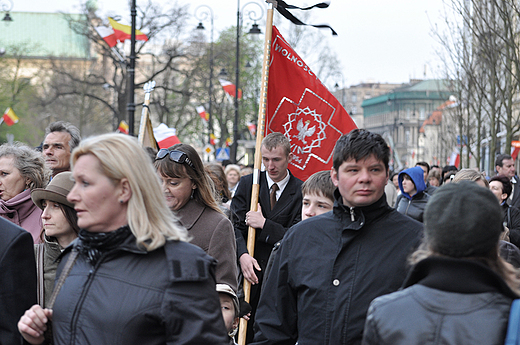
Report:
395,166,430,222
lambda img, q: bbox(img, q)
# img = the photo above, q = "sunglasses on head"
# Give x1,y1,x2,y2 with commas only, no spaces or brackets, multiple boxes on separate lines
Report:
156,149,196,170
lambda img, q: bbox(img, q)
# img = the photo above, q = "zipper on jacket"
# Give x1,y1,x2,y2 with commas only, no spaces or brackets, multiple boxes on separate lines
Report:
350,207,355,222
405,199,411,215
69,258,104,344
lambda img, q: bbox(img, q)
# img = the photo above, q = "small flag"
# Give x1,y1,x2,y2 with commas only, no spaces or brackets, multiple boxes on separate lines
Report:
117,120,129,134
94,26,117,48
247,122,256,137
210,133,216,146
108,17,148,43
196,106,209,121
219,79,242,99
449,152,460,169
225,137,232,147
2,108,19,126
153,123,181,149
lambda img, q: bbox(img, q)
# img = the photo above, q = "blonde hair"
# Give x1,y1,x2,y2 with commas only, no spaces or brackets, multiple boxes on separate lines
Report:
452,169,489,187
71,133,188,250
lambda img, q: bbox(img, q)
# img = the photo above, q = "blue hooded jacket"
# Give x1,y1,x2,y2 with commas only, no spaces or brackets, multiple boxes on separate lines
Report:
398,166,427,200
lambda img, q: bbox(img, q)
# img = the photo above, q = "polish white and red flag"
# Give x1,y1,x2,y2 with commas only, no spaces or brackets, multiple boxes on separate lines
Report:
219,79,242,99
196,106,209,121
266,26,357,181
94,26,117,48
153,123,181,149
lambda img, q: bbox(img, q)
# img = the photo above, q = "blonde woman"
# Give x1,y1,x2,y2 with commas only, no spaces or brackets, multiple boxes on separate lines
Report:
18,133,228,344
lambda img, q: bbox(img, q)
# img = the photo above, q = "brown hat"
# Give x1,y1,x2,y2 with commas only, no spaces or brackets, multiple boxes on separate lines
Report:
216,283,239,315
31,171,75,210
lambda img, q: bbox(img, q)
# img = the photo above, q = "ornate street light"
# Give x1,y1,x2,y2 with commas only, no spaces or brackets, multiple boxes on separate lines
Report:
231,1,264,163
1,0,13,22
195,5,215,151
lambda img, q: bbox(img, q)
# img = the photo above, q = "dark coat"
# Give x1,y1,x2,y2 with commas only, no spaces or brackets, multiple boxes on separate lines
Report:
231,170,302,342
502,202,520,248
176,198,238,292
52,235,229,345
252,192,423,345
362,256,518,345
509,176,520,209
0,217,37,345
231,171,303,271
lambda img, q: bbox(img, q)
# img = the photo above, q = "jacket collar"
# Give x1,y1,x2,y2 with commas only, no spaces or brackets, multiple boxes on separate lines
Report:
175,198,205,230
332,189,392,230
404,256,518,299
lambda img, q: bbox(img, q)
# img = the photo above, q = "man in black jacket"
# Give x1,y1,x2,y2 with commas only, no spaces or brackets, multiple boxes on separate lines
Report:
231,132,303,343
252,129,422,345
0,218,37,344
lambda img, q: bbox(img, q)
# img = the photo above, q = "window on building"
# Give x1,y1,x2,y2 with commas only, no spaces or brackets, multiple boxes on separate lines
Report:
352,93,357,102
419,107,425,119
351,106,357,114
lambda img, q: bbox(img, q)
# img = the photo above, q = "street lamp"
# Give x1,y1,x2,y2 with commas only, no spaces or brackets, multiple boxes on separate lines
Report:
1,0,13,22
195,5,215,152
231,0,264,163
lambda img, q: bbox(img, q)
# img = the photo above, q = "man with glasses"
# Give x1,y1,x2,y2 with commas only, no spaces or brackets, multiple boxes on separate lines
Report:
231,132,303,343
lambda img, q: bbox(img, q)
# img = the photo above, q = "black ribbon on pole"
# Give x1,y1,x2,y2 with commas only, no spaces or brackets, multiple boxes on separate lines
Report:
275,0,338,36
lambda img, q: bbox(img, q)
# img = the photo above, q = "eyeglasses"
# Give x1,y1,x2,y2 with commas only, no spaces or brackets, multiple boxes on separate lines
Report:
156,149,196,170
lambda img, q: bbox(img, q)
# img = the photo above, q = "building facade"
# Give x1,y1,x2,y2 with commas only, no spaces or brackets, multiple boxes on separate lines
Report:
362,79,452,170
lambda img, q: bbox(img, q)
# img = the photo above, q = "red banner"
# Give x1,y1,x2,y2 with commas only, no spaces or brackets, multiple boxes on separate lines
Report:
266,26,357,181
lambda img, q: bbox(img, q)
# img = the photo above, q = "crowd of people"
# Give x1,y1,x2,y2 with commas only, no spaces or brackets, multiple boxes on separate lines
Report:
1,123,520,344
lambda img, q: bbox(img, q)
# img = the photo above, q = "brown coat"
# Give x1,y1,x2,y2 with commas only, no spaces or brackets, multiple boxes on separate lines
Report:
176,198,238,292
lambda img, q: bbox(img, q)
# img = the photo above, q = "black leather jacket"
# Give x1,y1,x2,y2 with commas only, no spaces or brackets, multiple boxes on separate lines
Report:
395,192,430,222
52,234,229,344
363,256,518,345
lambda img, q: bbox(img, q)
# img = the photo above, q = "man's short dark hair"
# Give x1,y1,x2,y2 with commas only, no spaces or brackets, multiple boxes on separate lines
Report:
45,121,81,152
489,174,512,199
416,161,430,173
332,129,389,172
495,154,513,168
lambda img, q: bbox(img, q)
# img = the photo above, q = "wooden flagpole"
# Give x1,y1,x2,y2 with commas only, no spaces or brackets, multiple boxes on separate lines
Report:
238,1,275,344
137,80,158,150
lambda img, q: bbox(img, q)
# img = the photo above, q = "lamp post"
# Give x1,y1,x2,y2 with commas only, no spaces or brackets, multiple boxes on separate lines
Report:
231,0,263,163
127,0,137,136
1,0,13,22
195,5,215,151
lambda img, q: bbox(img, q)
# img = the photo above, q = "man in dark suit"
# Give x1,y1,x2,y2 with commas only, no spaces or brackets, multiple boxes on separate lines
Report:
495,154,520,208
0,217,37,344
231,132,303,343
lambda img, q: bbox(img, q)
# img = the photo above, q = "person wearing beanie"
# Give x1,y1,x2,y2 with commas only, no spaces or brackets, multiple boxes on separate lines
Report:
362,181,520,345
395,166,431,222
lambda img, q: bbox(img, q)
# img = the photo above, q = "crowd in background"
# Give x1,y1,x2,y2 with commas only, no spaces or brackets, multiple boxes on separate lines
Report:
2,123,520,344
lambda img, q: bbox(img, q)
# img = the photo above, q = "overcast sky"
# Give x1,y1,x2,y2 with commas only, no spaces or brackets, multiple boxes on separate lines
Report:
13,0,449,87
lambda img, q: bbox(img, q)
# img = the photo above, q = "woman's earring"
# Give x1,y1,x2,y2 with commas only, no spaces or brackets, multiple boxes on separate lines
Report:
119,200,124,204
190,189,195,199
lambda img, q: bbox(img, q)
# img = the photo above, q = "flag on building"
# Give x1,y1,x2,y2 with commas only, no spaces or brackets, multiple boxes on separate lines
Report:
117,120,129,134
2,108,19,126
94,25,117,48
265,26,357,181
153,123,180,149
196,106,209,121
219,79,242,99
210,133,216,146
108,17,148,44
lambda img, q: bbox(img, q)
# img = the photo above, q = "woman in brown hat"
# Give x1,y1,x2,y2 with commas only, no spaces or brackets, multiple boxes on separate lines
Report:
30,171,79,308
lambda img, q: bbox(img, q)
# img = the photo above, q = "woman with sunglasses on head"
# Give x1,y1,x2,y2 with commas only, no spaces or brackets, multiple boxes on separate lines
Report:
155,144,238,293
18,134,229,345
